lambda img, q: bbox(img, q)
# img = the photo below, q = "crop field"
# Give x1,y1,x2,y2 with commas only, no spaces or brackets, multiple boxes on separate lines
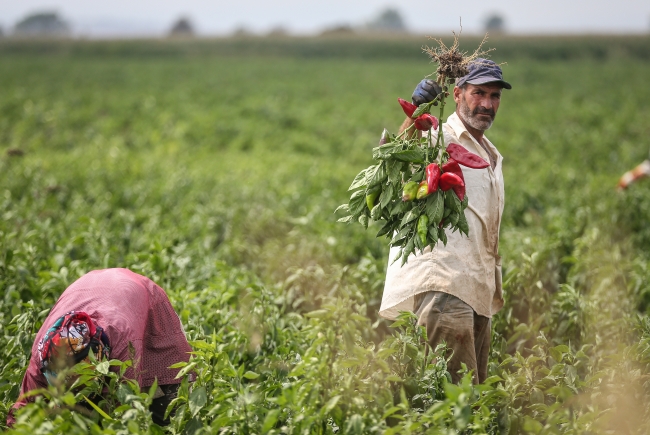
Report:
1,35,650,434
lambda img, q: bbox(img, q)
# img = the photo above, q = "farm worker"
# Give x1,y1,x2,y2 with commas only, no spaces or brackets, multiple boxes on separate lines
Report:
380,59,511,384
7,268,193,427
617,155,650,190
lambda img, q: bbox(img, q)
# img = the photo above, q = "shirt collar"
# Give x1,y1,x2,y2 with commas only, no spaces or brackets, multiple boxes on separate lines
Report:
445,111,502,164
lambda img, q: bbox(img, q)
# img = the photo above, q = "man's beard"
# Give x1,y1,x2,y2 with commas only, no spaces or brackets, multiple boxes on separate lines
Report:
459,95,495,132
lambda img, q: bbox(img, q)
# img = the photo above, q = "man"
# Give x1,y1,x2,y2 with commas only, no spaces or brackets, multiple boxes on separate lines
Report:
379,59,510,384
7,268,193,427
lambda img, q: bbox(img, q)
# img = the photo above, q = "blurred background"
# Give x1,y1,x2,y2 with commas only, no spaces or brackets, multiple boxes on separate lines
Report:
1,0,649,38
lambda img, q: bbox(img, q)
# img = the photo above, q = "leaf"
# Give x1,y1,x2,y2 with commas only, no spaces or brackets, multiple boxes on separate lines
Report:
447,190,462,213
83,395,116,421
261,409,280,432
393,149,424,163
425,191,444,224
348,190,366,216
243,371,260,380
189,386,207,417
95,361,110,375
391,237,408,248
369,203,381,221
390,200,410,216
176,361,197,379
411,102,431,118
337,215,354,223
333,203,349,214
369,162,387,186
382,406,403,419
379,183,395,209
439,227,448,246
189,340,215,351
401,237,415,266
413,230,423,250
409,169,425,183
453,194,462,213
449,211,459,226
359,214,368,228
373,143,400,160
390,226,410,244
554,344,571,353
386,159,403,183
457,212,469,236
400,209,420,227
428,226,438,245
523,416,544,433
305,309,329,318
390,249,403,265
348,167,369,191
185,417,203,435
376,221,395,238
377,347,398,358
321,395,341,415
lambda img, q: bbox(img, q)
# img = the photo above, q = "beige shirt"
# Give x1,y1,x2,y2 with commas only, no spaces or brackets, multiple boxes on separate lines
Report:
379,111,505,319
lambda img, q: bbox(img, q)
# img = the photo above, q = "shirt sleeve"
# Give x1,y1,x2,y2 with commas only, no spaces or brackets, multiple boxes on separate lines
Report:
7,362,47,427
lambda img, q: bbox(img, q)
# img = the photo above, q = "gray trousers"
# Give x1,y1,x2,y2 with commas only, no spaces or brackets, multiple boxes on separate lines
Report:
414,291,491,384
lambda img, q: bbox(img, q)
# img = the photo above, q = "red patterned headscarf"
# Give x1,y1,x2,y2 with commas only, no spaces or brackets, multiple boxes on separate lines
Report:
37,311,110,382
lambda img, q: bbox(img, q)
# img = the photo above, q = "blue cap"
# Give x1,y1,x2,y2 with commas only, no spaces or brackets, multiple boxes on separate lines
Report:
456,58,511,90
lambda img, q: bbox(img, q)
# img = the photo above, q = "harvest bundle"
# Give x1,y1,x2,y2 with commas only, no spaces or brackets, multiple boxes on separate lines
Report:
337,35,493,265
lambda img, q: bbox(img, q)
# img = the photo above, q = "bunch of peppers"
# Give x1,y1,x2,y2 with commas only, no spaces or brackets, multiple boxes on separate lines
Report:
337,93,490,265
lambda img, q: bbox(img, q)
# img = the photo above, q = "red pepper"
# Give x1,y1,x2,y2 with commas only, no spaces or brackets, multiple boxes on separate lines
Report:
452,184,466,202
446,143,490,169
439,172,465,201
426,163,440,193
442,159,464,183
398,98,417,118
414,114,439,131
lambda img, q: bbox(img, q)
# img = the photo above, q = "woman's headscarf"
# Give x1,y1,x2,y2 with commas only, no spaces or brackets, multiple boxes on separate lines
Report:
37,311,110,382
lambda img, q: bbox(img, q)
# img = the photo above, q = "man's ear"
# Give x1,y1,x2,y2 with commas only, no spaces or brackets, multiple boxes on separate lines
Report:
453,86,462,105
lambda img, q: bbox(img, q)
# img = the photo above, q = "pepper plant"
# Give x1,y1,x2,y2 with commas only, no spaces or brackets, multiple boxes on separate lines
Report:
336,35,493,265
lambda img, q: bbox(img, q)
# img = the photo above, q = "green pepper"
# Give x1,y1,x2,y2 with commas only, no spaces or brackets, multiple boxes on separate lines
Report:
417,215,429,245
402,181,418,202
366,186,381,211
416,180,429,200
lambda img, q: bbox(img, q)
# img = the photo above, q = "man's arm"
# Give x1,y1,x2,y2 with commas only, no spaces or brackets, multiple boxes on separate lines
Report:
399,117,417,136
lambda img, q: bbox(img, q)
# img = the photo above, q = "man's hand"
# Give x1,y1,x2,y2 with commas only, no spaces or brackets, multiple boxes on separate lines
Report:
400,79,442,136
412,79,442,106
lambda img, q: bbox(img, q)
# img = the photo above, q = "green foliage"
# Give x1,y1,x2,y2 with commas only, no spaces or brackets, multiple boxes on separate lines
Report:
1,37,650,433
338,129,470,265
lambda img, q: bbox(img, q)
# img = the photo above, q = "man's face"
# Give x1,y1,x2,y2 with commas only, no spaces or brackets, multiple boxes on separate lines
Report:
454,83,503,132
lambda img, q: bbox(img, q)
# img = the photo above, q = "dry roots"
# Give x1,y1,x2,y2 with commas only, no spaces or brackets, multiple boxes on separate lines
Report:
423,32,494,83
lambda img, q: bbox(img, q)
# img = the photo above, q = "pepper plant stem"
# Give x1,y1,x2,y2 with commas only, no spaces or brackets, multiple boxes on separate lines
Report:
395,122,416,141
435,83,447,153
